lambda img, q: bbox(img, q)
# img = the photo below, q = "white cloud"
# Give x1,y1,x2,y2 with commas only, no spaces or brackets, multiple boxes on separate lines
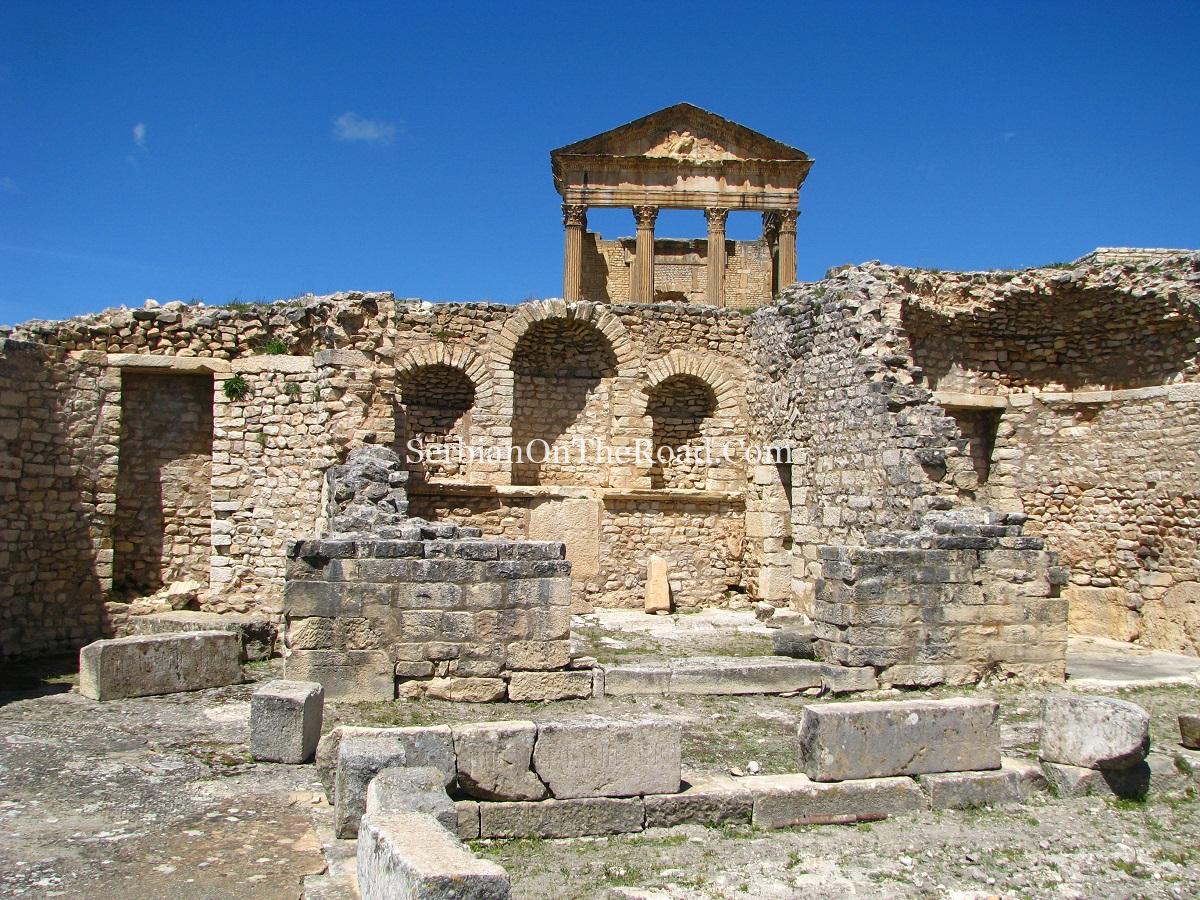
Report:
0,176,16,194
332,112,397,145
132,122,147,148
1003,131,1017,142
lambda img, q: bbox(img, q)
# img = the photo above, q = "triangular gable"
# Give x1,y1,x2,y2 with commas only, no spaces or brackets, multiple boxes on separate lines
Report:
551,103,810,162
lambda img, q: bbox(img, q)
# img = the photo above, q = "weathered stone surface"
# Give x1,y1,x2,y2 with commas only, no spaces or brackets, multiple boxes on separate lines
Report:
79,631,241,701
1041,760,1151,800
455,800,481,840
507,670,592,702
283,649,394,701
250,679,323,764
820,664,878,694
532,718,680,799
670,656,823,695
478,797,645,838
643,775,752,828
452,721,548,801
598,663,672,696
448,677,507,703
126,610,277,661
357,812,511,900
333,727,455,838
1181,714,1200,750
798,698,1001,782
772,627,815,659
1040,694,1150,770
645,555,671,614
364,767,456,833
919,759,1047,810
746,774,927,829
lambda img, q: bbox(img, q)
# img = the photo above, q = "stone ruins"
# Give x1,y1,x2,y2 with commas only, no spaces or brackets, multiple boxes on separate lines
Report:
1,102,1198,693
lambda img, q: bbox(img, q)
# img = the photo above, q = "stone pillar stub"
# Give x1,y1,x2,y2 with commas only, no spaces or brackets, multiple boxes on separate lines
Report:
631,205,659,303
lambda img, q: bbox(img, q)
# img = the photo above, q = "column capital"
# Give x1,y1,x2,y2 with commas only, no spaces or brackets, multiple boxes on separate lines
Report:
778,209,799,234
632,205,659,229
561,203,588,227
704,207,730,228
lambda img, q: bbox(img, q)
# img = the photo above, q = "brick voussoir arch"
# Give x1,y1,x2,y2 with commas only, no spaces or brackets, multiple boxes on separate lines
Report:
491,300,637,371
396,343,492,403
636,350,747,417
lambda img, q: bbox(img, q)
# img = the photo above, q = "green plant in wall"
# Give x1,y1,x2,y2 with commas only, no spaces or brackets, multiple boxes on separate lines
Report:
260,337,289,355
284,382,302,398
223,374,250,401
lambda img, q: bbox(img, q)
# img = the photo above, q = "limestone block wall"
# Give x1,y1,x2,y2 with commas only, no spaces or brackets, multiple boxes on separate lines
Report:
814,512,1068,682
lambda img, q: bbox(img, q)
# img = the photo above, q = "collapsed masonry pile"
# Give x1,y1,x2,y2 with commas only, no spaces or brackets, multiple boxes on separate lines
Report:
814,508,1069,686
283,446,582,702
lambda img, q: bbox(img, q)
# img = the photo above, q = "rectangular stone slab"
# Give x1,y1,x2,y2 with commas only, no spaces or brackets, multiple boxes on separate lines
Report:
644,775,753,828
747,773,927,829
919,758,1047,809
357,812,511,900
798,697,1000,782
670,656,823,695
478,797,645,838
532,718,680,799
79,631,241,700
250,679,324,764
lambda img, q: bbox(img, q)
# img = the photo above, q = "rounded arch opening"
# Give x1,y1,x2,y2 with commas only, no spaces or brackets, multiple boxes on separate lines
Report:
397,363,476,482
646,373,718,490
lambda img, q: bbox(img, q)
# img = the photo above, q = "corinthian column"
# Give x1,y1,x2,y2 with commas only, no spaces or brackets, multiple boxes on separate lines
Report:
705,207,729,307
631,205,659,303
778,208,798,290
561,204,587,301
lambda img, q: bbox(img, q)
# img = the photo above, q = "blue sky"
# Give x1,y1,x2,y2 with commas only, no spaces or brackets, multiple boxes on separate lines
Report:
1,1,1197,324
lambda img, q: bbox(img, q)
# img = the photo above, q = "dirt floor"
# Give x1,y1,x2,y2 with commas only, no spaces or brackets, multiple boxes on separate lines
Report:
1,616,1198,900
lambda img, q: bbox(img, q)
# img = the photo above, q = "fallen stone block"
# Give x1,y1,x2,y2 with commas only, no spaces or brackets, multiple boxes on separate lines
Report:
772,627,815,659
334,727,455,838
670,656,823,695
357,812,511,900
452,721,548,801
532,718,680,799
250,679,324,764
821,664,878,694
644,775,753,828
456,800,481,840
126,610,277,661
599,664,672,696
478,797,645,838
1040,694,1150,770
365,767,457,833
507,670,592,702
919,759,1047,810
746,773,927,829
1041,760,1151,800
798,698,1000,782
283,648,394,701
1181,714,1200,750
79,631,241,701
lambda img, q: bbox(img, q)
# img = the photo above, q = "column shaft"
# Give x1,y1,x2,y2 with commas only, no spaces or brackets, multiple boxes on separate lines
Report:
778,209,798,290
631,205,658,303
561,204,587,301
705,207,729,307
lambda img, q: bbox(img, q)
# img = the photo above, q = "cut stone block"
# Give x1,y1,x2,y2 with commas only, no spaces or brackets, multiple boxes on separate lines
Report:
919,759,1047,810
599,663,672,696
798,698,1000,782
820,664,878,694
507,670,592,702
1041,760,1151,800
478,797,645,838
645,555,671,614
670,656,823,695
284,648,394,701
79,631,241,701
250,679,324,764
365,767,456,833
532,718,681,799
333,727,455,838
1181,714,1200,750
772,627,815,659
746,773,927,829
126,610,277,661
643,775,753,828
1040,694,1150,770
452,721,548,801
455,800,481,840
357,812,511,900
